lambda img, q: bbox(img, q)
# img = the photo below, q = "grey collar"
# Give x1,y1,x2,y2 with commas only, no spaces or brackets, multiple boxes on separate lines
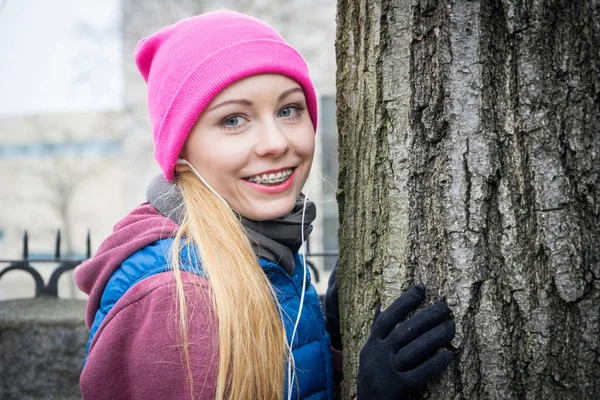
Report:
146,174,316,275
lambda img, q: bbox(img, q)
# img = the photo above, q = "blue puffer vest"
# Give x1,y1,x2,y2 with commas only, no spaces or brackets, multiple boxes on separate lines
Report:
86,238,333,400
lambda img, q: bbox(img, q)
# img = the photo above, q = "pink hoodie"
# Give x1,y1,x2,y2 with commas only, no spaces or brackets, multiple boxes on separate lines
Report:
75,203,218,399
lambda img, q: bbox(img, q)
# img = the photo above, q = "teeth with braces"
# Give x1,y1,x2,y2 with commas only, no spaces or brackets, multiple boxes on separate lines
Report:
246,169,293,185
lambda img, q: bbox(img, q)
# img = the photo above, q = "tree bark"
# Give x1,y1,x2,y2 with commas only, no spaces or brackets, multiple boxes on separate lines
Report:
335,1,600,399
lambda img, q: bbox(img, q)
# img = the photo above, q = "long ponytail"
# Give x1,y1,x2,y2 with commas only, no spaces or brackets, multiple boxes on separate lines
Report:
170,170,287,399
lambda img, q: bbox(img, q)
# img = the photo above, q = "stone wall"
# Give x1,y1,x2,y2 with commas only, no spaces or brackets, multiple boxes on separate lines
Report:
0,298,87,400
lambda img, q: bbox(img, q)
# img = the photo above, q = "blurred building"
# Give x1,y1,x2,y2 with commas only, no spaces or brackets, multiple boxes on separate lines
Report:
0,0,338,299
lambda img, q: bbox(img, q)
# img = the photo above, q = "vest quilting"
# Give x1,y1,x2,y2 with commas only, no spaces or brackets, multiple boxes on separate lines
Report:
86,238,333,400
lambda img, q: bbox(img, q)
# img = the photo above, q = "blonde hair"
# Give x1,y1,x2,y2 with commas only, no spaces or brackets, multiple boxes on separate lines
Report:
170,170,288,399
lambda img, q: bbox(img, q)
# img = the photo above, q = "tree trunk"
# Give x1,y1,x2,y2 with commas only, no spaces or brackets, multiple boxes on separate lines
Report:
335,1,600,399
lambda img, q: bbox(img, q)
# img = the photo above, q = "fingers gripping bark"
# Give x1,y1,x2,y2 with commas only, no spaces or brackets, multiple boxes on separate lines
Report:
356,284,455,399
371,284,426,338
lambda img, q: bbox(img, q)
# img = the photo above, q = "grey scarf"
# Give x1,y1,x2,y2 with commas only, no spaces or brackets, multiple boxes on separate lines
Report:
146,174,316,275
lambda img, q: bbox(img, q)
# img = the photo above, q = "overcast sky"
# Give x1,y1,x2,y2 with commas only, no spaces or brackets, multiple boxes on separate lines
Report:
0,0,122,117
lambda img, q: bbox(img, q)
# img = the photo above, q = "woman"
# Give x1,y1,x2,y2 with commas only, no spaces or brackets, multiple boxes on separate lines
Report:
75,10,455,399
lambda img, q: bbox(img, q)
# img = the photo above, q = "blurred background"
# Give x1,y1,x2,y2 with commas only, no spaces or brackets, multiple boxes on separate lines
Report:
0,0,339,300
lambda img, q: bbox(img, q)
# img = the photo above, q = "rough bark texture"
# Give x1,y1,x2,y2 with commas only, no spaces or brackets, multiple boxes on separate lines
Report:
336,0,600,399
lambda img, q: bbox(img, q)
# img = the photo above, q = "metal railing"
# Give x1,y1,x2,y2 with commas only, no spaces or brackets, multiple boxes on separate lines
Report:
0,231,90,297
303,237,338,284
0,231,337,298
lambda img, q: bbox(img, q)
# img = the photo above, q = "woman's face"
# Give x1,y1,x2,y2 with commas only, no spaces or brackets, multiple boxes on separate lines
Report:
182,74,315,221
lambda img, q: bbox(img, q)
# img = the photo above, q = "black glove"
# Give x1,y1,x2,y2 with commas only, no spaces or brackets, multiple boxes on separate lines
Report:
357,284,455,399
324,260,342,350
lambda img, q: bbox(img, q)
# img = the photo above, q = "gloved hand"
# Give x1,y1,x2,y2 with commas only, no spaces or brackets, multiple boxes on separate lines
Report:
357,284,455,399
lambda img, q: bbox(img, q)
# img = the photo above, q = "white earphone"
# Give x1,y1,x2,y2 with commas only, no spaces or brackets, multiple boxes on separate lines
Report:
286,177,310,399
178,157,308,398
176,159,230,209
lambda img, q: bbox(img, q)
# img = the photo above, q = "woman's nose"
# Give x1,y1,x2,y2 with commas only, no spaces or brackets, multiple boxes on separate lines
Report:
254,119,290,157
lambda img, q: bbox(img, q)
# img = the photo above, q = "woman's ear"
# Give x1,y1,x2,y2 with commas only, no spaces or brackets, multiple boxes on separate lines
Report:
175,159,192,173
176,146,191,173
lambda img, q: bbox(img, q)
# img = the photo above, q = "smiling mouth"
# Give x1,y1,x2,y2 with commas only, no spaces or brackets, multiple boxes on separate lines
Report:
243,168,294,186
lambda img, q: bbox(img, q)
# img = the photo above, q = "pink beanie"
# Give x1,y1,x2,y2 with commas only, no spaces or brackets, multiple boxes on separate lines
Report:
134,10,318,181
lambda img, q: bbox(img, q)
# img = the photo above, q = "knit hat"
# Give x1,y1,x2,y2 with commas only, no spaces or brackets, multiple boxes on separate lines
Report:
134,10,318,182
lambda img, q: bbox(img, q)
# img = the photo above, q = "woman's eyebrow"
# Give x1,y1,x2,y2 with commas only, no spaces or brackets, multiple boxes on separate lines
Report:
278,87,304,101
208,87,304,112
208,99,253,112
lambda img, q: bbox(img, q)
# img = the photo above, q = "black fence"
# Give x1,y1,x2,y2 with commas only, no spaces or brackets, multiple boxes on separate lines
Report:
303,237,338,284
0,231,90,298
0,231,337,298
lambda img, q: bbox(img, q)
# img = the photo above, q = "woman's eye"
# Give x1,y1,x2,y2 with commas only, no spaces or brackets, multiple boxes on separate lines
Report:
279,106,296,118
224,116,242,126
279,105,304,119
219,115,247,131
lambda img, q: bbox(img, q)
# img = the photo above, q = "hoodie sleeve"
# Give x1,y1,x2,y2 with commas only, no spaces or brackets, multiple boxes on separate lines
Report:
81,271,218,400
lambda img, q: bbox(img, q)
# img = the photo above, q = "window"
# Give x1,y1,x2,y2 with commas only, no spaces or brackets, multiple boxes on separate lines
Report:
319,95,338,272
0,141,122,158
